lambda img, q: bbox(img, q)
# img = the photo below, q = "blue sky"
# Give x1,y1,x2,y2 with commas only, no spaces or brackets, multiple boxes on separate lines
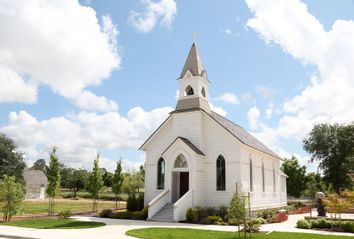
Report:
1,0,354,172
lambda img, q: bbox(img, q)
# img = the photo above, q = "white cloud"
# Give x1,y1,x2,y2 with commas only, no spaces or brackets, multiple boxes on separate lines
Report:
220,28,232,34
256,86,275,99
247,106,260,130
0,0,120,111
210,103,227,117
214,92,240,104
265,102,274,119
1,107,173,171
245,0,354,157
128,0,177,33
75,91,118,112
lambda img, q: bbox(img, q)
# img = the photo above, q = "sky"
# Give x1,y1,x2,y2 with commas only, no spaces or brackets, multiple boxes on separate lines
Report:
0,0,354,172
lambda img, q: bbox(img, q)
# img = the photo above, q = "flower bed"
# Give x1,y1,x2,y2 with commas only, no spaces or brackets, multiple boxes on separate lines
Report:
289,207,311,214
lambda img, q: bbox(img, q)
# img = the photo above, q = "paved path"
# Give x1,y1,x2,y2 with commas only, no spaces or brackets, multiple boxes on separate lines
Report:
0,212,353,239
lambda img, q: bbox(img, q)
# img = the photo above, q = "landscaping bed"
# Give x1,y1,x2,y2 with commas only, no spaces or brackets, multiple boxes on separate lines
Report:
297,218,354,233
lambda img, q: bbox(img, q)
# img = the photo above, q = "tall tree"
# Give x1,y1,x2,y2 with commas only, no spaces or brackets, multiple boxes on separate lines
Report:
304,123,354,192
0,175,25,222
281,157,307,198
102,171,114,188
30,159,48,173
0,134,26,182
112,160,123,209
46,147,61,215
71,169,89,198
87,154,105,212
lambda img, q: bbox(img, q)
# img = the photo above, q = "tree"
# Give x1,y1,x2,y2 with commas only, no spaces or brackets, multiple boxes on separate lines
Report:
103,171,114,188
71,169,89,198
0,134,26,182
30,159,48,173
60,167,74,189
46,147,61,215
304,172,326,198
87,154,105,212
281,157,307,198
228,192,246,236
122,171,144,196
0,175,25,222
304,123,354,192
112,160,123,209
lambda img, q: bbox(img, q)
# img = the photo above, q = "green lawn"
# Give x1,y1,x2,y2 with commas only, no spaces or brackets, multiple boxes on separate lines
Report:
0,200,116,216
126,228,350,239
2,218,105,229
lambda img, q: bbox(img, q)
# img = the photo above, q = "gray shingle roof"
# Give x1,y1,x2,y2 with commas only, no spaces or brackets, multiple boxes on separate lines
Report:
162,137,205,156
24,170,48,185
208,111,281,159
180,43,205,78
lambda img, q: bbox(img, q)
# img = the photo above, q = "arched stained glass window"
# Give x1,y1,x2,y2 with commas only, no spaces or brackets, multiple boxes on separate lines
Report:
174,154,188,168
157,158,165,190
216,155,226,191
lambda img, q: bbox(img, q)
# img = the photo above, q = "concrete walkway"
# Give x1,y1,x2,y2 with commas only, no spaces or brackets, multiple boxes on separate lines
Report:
0,212,353,239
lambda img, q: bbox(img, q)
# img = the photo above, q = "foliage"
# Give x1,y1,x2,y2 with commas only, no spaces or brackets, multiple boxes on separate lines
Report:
3,218,105,229
30,159,48,173
99,209,114,218
228,193,246,225
102,170,114,187
270,211,288,223
323,193,351,219
100,207,148,220
46,147,61,215
218,205,228,221
0,134,26,182
87,154,105,212
281,157,307,198
303,122,354,192
243,220,261,233
141,206,148,219
304,172,326,198
0,175,25,222
256,208,278,222
122,171,144,196
112,160,124,209
58,210,72,219
126,193,144,212
252,217,266,225
297,219,311,229
186,208,194,222
206,215,221,224
343,190,354,206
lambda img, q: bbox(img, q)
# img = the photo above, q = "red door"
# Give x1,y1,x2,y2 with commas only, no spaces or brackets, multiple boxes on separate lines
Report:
179,172,189,198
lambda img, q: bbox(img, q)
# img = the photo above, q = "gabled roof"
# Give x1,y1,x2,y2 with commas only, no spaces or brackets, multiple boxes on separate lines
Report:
180,43,205,78
208,111,281,159
162,137,205,156
24,170,48,185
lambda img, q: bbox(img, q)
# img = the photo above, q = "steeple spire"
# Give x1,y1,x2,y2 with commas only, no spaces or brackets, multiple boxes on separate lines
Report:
179,43,205,79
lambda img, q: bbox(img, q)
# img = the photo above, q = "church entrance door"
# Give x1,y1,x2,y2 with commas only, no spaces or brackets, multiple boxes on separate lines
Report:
179,172,189,198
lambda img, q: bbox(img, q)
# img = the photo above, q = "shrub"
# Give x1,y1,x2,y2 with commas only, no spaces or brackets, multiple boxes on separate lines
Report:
113,211,132,219
218,205,228,221
297,219,311,229
186,208,194,223
58,210,72,219
137,193,144,211
207,216,221,224
311,219,332,229
141,207,148,220
244,221,260,233
252,217,266,225
256,208,278,222
126,194,137,212
341,221,354,233
99,209,113,218
132,211,144,220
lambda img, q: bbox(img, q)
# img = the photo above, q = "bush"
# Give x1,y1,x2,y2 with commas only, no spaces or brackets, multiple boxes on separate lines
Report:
137,193,144,211
141,207,148,220
132,211,144,220
256,208,278,222
252,217,266,225
341,221,354,233
207,216,221,224
127,194,137,212
218,205,228,221
311,219,332,229
58,210,72,219
113,211,133,219
186,208,194,223
99,209,113,218
297,219,311,229
244,221,260,233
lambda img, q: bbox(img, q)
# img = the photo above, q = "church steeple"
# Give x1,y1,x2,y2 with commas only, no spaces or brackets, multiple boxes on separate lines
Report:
176,43,210,112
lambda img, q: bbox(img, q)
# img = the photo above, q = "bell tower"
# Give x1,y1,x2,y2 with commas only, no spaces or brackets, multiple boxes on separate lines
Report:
176,43,210,112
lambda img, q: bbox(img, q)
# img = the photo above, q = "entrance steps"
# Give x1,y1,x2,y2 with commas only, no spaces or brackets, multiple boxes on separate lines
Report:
150,203,174,222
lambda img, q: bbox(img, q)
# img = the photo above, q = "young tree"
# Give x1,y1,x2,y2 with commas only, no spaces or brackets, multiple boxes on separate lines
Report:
0,176,25,222
112,160,123,210
281,157,307,198
87,154,105,212
304,123,354,192
228,192,246,236
0,134,26,182
46,147,61,215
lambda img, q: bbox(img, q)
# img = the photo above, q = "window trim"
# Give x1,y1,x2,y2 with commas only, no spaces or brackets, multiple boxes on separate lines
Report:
216,155,226,191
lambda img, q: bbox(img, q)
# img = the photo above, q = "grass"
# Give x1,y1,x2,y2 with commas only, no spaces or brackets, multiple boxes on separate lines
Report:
0,200,116,216
2,218,105,229
126,228,350,239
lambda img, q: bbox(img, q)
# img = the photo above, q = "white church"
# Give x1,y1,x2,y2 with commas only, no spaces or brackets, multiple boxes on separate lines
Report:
140,43,288,222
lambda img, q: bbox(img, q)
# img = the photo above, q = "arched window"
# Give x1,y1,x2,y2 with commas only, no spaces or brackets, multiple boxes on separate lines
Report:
250,157,253,192
201,87,206,97
157,158,165,190
262,161,265,192
216,155,226,191
185,85,194,96
174,154,188,168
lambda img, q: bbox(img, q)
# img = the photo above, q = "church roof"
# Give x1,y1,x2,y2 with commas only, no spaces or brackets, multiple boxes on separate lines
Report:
208,111,281,159
24,169,48,185
180,43,205,78
162,137,205,156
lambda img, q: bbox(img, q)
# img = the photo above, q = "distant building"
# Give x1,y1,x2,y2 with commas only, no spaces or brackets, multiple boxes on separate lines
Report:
23,170,48,200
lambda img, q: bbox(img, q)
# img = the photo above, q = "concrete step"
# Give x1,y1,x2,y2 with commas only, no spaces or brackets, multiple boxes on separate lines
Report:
151,203,174,222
